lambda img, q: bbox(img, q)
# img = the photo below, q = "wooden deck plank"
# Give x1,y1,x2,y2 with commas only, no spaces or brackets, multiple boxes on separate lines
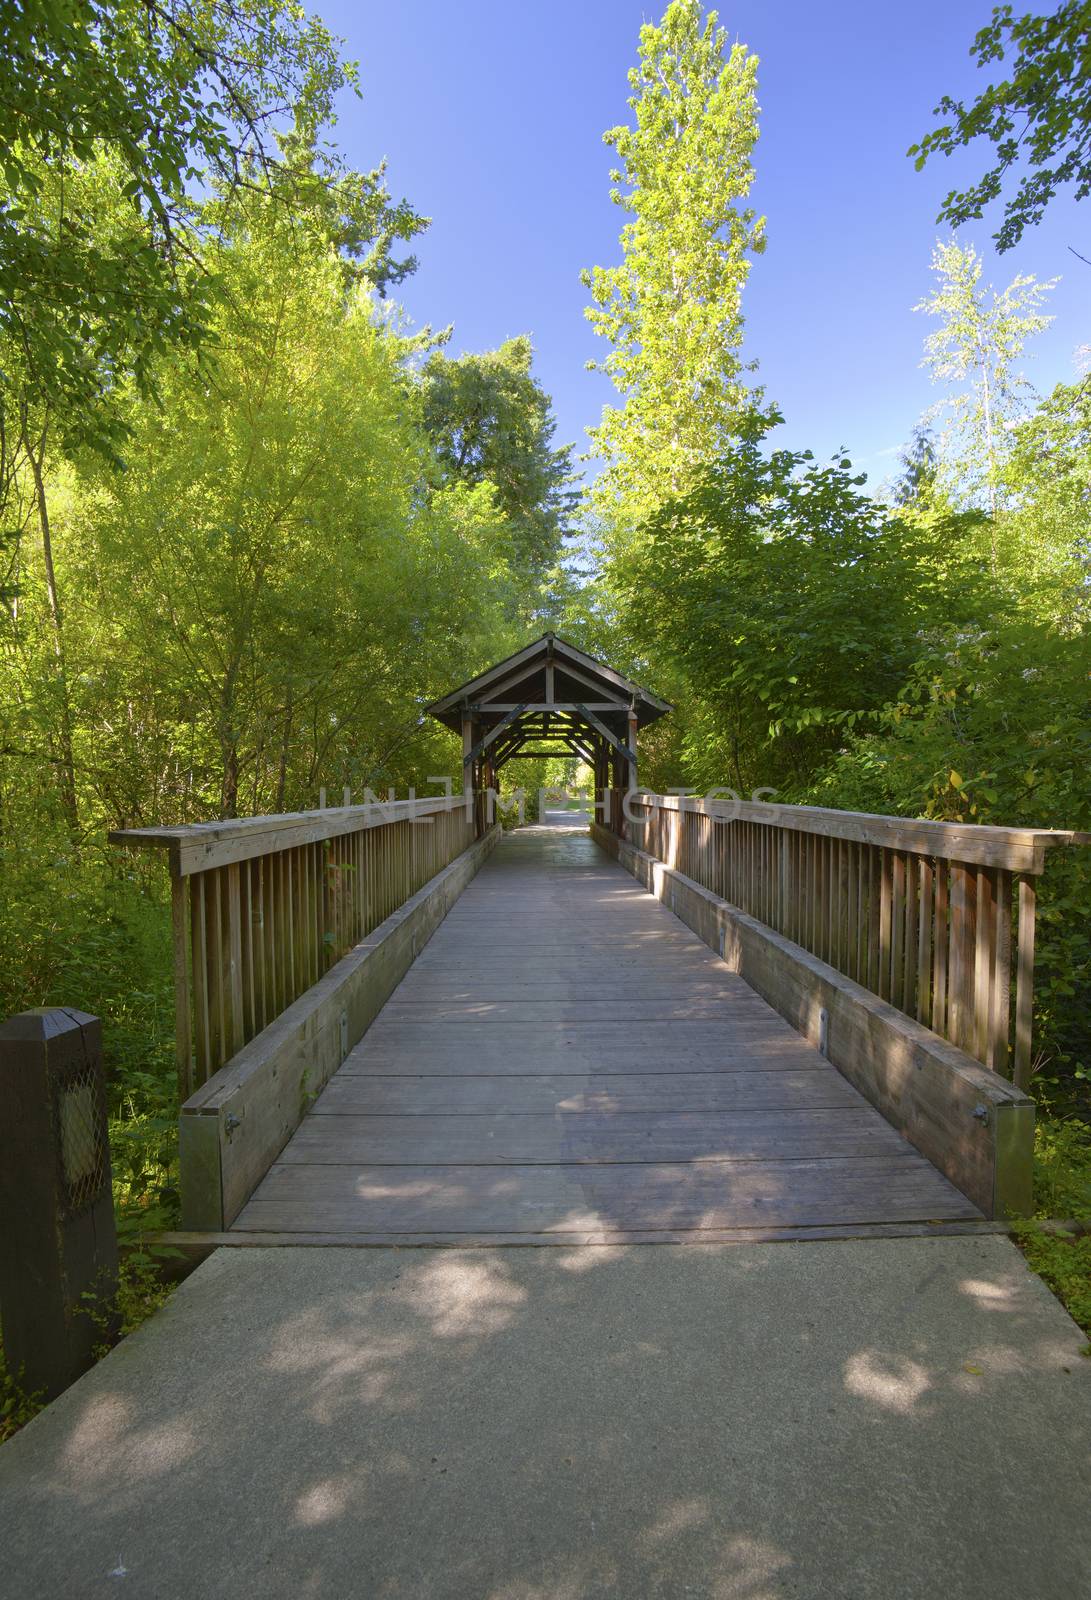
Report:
311,1068,873,1115
371,1005,797,1025
233,1155,978,1232
338,1051,834,1076
278,1108,914,1165
235,821,983,1238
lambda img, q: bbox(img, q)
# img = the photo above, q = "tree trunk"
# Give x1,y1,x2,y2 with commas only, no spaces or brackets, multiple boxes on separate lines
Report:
218,662,241,819
24,419,79,845
276,686,293,812
979,354,999,570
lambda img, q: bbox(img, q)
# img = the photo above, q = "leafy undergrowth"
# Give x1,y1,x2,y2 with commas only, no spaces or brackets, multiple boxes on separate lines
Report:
0,1356,45,1446
1012,1116,1091,1342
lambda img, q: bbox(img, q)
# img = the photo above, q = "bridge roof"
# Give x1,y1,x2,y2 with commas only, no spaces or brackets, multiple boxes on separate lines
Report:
425,632,672,738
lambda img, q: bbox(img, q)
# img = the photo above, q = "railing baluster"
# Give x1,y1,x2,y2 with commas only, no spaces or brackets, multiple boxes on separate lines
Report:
1014,874,1037,1089
890,852,906,1011
191,874,210,1086
226,862,244,1057
932,862,949,1039
902,854,919,1017
171,875,193,1102
974,866,996,1065
916,858,933,1026
991,868,1012,1076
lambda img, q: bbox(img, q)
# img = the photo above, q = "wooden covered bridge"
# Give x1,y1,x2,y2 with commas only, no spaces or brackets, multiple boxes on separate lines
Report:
114,634,1083,1243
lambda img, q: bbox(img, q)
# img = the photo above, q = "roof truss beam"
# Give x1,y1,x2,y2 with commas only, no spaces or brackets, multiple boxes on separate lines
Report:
462,703,531,769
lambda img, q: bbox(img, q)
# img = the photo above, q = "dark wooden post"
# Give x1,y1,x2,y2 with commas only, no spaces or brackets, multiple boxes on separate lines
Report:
0,1009,119,1400
613,747,625,837
461,708,479,836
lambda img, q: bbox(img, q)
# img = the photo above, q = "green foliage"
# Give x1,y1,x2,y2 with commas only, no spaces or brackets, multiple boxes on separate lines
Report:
0,829,180,1221
110,1253,178,1339
1016,1227,1091,1338
1033,1117,1091,1218
0,1354,44,1445
0,0,376,450
583,0,766,527
891,426,944,510
910,2,1091,251
1012,1117,1091,1336
916,240,1055,518
420,337,579,598
611,419,998,793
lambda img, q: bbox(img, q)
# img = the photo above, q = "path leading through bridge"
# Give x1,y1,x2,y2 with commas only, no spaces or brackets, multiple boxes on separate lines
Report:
233,814,979,1241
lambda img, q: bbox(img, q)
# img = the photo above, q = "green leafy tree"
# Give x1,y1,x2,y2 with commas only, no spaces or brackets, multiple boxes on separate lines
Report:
915,239,1054,524
419,336,578,595
612,420,997,793
910,2,1091,251
0,1,423,452
273,118,429,298
1007,377,1091,569
582,0,766,529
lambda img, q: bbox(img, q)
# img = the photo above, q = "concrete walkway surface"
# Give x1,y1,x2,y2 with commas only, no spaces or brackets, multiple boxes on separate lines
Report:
0,1236,1087,1599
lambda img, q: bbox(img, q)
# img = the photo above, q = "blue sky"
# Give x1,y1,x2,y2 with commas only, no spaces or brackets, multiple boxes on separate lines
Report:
320,0,1087,488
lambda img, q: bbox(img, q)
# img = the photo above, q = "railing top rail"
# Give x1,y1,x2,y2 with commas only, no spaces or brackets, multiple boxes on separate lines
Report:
110,793,466,877
635,791,1088,874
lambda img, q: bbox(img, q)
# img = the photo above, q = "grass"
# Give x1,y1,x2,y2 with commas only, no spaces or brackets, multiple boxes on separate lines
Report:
1013,1115,1091,1344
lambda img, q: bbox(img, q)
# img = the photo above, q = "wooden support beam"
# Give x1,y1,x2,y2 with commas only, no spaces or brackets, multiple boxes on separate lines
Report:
574,703,636,764
470,701,628,714
492,735,529,770
504,749,590,759
462,704,531,768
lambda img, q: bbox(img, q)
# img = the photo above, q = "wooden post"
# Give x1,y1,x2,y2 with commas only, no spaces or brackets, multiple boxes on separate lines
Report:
461,709,475,833
0,1009,119,1400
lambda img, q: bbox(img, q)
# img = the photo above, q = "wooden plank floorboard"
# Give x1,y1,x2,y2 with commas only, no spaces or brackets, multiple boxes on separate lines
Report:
278,1108,914,1165
311,1068,872,1115
235,821,982,1238
233,1155,977,1233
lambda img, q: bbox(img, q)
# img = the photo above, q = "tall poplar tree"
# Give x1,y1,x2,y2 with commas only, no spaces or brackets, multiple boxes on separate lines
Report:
582,0,765,531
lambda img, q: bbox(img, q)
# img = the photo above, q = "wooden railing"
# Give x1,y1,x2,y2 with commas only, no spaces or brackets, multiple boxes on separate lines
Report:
112,795,478,1098
629,793,1083,1088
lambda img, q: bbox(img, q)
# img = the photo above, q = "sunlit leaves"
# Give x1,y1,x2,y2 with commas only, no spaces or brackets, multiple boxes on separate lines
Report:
909,2,1091,251
582,0,766,530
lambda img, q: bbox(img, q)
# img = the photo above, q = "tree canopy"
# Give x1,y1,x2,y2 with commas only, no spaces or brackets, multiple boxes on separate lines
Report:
582,0,765,529
420,336,578,594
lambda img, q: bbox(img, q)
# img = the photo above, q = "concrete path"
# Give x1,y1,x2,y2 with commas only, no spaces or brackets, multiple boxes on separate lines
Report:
1,1236,1087,1599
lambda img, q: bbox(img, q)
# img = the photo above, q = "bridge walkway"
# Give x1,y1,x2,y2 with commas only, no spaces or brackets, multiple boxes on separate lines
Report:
233,815,979,1242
